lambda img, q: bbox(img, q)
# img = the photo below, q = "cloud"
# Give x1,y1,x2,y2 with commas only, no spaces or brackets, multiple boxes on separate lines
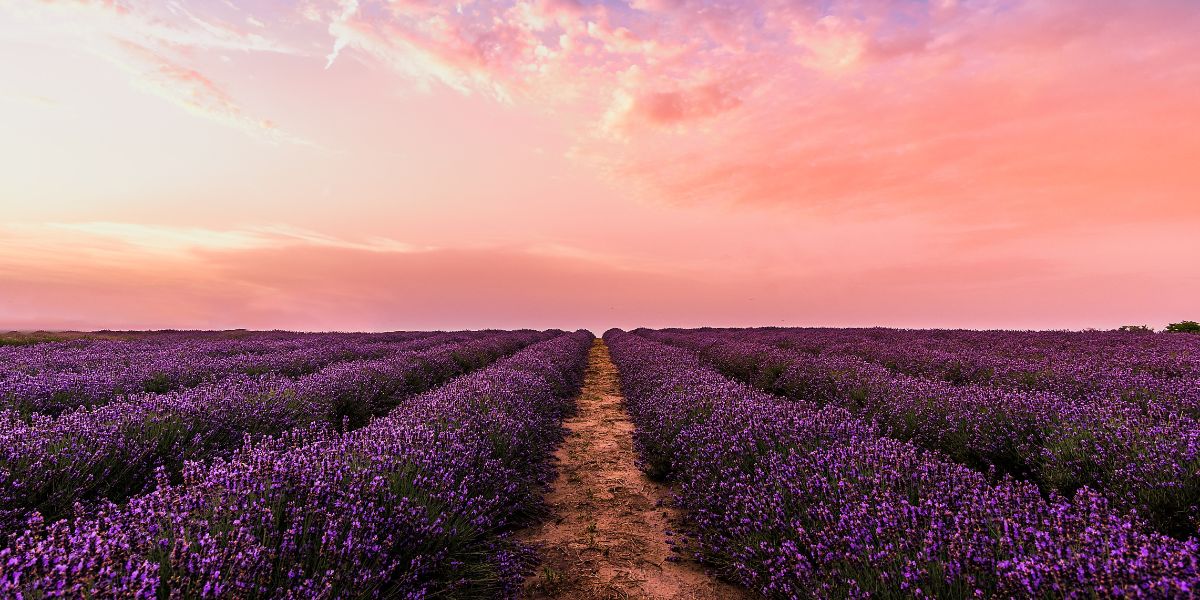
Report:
0,92,58,108
291,1,1200,229
3,220,1197,332
3,1,1198,333
601,77,744,139
5,0,302,54
646,82,740,124
322,0,565,101
11,1,1197,213
107,41,313,145
574,0,1200,228
26,222,425,256
0,221,727,331
792,15,869,72
324,0,359,69
1,0,312,144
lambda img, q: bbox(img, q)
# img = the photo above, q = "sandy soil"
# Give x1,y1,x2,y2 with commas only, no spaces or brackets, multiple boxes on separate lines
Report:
519,339,748,600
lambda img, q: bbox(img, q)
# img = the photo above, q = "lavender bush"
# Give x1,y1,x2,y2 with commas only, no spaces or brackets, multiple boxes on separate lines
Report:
606,330,1198,598
639,328,1200,539
0,330,550,533
656,327,1200,416
0,331,480,415
0,331,592,598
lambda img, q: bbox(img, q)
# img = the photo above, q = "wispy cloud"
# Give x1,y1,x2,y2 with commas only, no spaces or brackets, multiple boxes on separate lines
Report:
106,41,314,145
30,222,427,256
1,0,313,144
3,219,1197,332
0,92,58,108
292,0,1200,227
2,1,1197,331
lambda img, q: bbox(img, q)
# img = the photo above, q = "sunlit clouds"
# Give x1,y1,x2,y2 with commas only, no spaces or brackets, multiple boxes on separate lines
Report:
1,0,310,143
0,0,1197,330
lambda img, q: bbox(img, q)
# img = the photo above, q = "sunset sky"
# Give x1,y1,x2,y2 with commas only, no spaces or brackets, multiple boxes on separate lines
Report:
1,0,1197,332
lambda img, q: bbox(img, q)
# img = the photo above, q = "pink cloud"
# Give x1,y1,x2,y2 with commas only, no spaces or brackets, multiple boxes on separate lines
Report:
304,1,1200,231
536,0,588,20
3,220,1197,332
309,1,1200,231
3,0,1198,331
574,1,1200,230
18,1,1198,215
634,82,741,124
5,0,309,143
110,41,307,143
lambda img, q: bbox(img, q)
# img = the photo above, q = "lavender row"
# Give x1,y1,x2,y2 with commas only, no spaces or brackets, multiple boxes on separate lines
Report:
848,329,1200,416
0,331,592,598
0,331,488,416
737,327,1200,378
606,330,1198,598
698,327,1200,417
0,330,552,533
0,331,424,377
639,328,1200,540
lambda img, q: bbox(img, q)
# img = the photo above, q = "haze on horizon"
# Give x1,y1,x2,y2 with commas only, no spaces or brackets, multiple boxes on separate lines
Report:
1,0,1197,333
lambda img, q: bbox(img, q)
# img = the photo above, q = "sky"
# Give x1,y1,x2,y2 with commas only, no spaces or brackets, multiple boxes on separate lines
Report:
1,0,1197,333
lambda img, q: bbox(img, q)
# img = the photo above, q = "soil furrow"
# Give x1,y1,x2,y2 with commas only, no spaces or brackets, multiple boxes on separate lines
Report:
520,339,746,599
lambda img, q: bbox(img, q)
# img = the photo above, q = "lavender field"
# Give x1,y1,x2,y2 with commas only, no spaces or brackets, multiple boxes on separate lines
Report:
1,328,1198,597
612,329,1200,597
6,0,1198,595
0,329,592,597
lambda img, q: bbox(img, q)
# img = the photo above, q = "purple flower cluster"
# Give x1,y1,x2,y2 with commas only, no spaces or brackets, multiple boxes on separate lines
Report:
0,330,551,533
0,331,592,598
0,331,464,415
639,328,1200,540
605,330,1199,598
682,328,1200,416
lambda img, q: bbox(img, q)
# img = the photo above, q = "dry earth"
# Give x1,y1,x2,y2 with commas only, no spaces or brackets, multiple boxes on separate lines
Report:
519,339,748,600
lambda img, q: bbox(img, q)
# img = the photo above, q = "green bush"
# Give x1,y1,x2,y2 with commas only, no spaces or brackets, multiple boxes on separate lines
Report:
1165,321,1200,333
1117,325,1153,333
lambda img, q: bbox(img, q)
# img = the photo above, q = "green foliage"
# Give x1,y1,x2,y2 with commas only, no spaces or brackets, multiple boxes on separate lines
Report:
1117,325,1153,333
141,372,174,394
1165,321,1200,333
0,333,60,346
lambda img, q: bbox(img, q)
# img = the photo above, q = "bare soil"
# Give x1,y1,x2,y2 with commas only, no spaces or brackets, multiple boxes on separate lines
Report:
519,339,747,599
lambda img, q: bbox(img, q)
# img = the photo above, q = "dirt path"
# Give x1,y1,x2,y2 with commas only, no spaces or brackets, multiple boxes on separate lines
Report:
520,339,747,599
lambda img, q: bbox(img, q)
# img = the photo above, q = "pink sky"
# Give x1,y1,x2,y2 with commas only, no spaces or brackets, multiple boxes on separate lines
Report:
1,0,1197,332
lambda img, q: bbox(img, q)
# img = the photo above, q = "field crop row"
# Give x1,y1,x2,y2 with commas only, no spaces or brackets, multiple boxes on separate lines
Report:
680,327,1200,417
606,330,1198,598
0,330,552,534
0,331,593,598
0,331,493,415
639,328,1200,540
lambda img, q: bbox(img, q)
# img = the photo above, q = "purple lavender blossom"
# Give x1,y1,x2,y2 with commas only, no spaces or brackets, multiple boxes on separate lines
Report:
0,331,592,598
606,329,1199,598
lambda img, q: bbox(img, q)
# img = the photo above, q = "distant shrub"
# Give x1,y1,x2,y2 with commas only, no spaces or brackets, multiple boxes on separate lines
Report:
1165,321,1200,333
0,333,59,346
1117,325,1153,333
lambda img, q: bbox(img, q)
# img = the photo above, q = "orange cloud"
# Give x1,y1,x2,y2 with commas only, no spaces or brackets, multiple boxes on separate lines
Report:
2,1,1197,331
577,1,1200,229
2,219,1197,332
297,1,1199,231
629,81,742,125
